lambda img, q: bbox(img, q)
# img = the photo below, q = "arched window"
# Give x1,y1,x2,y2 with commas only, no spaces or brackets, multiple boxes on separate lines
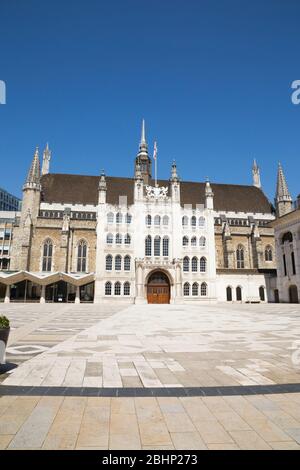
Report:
106,255,112,271
77,240,87,272
106,233,113,244
124,282,130,296
125,213,132,224
183,256,190,272
145,235,152,256
192,257,198,272
145,214,152,226
200,257,207,272
154,215,161,226
199,217,205,228
182,236,189,246
42,239,53,272
107,212,114,224
116,212,123,224
201,282,207,296
124,255,131,271
115,233,122,244
163,215,169,226
183,282,190,296
115,255,122,271
199,236,206,247
182,216,188,227
292,252,296,275
163,236,169,257
105,281,112,295
259,286,265,301
236,286,242,301
124,234,131,245
114,281,121,295
265,246,273,262
236,245,245,269
191,216,197,228
192,282,199,296
282,232,293,244
226,286,232,301
154,236,161,256
191,236,197,247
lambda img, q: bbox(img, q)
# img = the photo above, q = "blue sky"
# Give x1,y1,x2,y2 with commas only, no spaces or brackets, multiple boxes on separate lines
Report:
0,0,299,202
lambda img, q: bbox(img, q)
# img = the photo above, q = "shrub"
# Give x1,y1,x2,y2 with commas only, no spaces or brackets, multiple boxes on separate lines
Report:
0,316,10,329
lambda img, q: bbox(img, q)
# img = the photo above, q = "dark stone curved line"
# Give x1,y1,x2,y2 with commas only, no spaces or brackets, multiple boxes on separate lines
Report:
1,383,300,397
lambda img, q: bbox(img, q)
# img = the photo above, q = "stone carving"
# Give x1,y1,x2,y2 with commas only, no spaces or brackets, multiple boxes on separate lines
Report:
145,185,168,200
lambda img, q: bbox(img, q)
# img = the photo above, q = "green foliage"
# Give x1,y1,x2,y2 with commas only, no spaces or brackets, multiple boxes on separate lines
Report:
0,316,10,329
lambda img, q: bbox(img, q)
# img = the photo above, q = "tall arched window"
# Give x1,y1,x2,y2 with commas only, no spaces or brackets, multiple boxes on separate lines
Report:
107,212,114,224
114,281,121,295
201,282,207,296
163,236,169,256
292,252,296,275
116,212,122,224
163,215,169,226
124,255,131,271
106,233,113,244
191,216,196,228
77,240,87,272
192,282,199,296
115,233,122,244
124,234,131,245
125,213,132,224
226,286,232,301
182,236,189,246
183,282,190,296
154,236,161,256
199,236,206,247
265,245,273,261
259,286,265,301
42,239,53,272
124,282,130,296
191,236,197,247
199,217,206,228
105,281,112,295
183,256,190,272
146,214,152,226
192,257,198,272
154,215,161,226
182,216,188,227
145,235,152,256
236,245,245,269
115,255,122,271
200,257,206,272
236,286,242,301
106,255,112,271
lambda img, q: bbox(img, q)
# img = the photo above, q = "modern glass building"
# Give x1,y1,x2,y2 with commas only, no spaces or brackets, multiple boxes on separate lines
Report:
0,187,21,211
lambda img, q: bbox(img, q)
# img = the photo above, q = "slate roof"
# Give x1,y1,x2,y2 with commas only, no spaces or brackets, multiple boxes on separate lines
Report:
40,174,273,214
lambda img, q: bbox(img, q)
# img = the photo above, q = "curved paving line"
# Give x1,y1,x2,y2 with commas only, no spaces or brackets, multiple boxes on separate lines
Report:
1,383,300,397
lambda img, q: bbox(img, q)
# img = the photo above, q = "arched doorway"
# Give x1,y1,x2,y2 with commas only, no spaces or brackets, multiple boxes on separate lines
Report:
289,285,299,304
147,271,170,304
226,286,232,302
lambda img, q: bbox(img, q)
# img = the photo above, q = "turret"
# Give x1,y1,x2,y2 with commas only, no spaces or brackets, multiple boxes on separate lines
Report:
170,160,180,203
41,143,51,175
252,159,261,189
98,170,107,204
134,119,151,184
275,162,293,217
205,179,214,210
21,146,41,223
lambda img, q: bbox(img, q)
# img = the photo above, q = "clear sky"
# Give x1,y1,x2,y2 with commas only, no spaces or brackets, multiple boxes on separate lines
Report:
0,0,299,202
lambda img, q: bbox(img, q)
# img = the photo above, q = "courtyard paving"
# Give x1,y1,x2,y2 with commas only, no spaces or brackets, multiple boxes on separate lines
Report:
1,302,300,449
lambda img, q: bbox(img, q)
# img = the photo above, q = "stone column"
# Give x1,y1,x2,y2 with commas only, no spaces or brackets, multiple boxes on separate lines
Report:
75,286,80,304
40,285,46,304
4,285,10,303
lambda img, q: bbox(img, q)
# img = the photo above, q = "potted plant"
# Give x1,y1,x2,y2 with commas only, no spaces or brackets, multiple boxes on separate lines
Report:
0,316,10,365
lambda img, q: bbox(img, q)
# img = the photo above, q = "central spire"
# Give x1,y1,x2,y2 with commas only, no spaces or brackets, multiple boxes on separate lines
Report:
135,119,151,184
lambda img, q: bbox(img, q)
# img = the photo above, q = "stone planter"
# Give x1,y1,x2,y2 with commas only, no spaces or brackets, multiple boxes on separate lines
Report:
0,328,10,365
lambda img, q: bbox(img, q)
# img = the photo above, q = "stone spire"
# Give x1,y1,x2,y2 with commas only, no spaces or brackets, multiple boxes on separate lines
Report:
135,119,151,184
252,159,261,189
170,160,179,182
23,146,41,190
41,143,51,176
275,162,293,217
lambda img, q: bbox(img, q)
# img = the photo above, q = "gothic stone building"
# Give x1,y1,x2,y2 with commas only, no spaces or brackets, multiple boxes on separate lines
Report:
0,123,282,304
